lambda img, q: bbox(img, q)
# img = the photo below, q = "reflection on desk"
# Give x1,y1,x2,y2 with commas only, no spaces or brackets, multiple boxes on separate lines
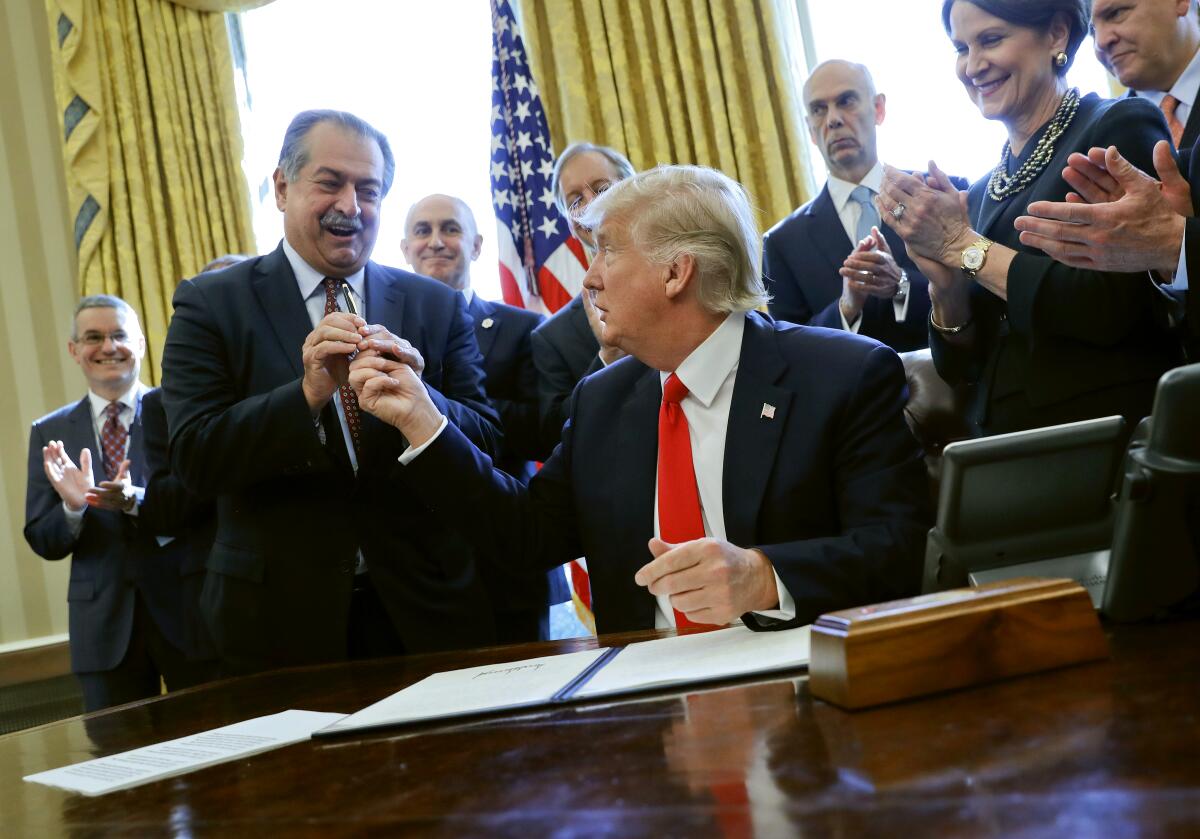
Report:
3,622,1200,836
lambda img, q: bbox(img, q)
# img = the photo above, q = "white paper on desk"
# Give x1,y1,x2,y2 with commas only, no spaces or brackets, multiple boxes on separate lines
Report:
318,648,608,736
574,624,810,699
23,709,346,797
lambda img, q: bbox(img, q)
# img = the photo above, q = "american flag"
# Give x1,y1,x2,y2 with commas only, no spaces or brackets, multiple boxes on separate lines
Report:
490,0,594,634
489,0,589,315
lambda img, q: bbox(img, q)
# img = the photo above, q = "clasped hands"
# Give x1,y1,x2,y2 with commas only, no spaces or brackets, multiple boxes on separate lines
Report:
876,162,975,292
42,441,136,513
839,225,904,324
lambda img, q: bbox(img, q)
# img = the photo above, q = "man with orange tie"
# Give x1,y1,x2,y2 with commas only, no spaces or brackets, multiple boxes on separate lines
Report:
348,165,929,632
24,296,213,710
1093,0,1200,149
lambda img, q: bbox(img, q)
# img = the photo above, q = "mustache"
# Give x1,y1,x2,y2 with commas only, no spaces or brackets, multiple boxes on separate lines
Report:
320,210,364,233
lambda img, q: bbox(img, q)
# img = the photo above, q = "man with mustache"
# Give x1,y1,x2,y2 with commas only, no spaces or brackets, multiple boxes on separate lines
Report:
161,110,504,675
763,60,964,352
1092,0,1200,149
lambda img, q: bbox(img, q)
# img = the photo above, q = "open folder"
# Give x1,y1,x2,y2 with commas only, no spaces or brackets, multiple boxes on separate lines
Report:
315,624,811,738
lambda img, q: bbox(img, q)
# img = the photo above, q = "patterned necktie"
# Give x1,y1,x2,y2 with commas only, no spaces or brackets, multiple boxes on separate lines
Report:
323,277,363,457
1161,95,1185,148
657,373,717,631
850,184,880,244
100,401,127,481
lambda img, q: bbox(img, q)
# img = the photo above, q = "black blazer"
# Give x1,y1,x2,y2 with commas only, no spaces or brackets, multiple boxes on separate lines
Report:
932,94,1180,435
161,244,505,672
762,173,967,352
467,294,544,482
406,312,930,634
24,387,212,672
530,293,602,453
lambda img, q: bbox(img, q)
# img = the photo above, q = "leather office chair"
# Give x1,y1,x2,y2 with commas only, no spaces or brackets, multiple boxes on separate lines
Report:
899,349,970,503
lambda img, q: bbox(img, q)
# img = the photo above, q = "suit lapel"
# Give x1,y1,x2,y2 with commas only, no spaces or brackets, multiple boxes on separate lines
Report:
1183,98,1200,150
614,366,661,629
251,245,313,378
722,314,793,548
66,396,99,461
127,386,148,486
469,295,499,360
355,263,407,455
805,187,853,295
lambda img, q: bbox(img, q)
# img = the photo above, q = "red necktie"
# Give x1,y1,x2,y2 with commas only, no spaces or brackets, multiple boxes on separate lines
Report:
100,401,127,481
657,373,717,630
1161,95,1185,148
323,277,363,457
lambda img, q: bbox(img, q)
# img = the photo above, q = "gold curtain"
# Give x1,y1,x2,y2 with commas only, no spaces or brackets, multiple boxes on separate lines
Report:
44,0,258,383
517,0,813,233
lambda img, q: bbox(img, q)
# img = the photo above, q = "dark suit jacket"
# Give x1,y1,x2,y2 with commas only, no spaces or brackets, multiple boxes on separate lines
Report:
406,312,930,634
530,293,601,453
468,294,544,482
1177,141,1200,358
24,386,212,673
762,174,967,352
161,244,505,671
932,94,1180,435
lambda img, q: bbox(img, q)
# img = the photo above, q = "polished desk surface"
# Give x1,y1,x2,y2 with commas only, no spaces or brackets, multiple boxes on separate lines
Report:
4,621,1199,838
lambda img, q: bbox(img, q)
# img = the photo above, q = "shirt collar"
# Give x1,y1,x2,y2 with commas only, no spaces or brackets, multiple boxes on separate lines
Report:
659,312,745,408
281,237,366,310
460,287,475,306
1134,45,1200,109
87,381,142,422
827,159,885,214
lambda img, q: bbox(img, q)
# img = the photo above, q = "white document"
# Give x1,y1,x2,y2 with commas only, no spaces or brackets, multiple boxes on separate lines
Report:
24,709,346,797
574,624,810,699
318,648,608,737
316,625,810,737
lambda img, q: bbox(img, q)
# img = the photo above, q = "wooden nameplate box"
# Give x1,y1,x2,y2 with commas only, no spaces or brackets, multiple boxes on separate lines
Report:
808,577,1108,710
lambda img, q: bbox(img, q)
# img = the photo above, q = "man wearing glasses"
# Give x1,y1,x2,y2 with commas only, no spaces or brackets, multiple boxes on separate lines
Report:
24,295,214,710
533,142,635,451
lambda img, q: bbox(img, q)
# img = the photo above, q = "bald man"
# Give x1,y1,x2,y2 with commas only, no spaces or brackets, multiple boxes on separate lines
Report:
401,194,545,480
763,59,965,351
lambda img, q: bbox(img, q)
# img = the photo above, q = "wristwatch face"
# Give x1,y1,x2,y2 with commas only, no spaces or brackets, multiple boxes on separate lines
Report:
963,246,985,272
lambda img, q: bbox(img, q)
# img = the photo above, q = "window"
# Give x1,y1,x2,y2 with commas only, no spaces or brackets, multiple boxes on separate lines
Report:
798,0,1116,186
235,1,502,299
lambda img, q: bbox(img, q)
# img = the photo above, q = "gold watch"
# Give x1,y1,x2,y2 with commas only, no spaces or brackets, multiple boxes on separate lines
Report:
960,237,993,279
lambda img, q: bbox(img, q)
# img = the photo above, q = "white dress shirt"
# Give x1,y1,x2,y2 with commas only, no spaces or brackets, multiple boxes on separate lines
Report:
402,311,797,628
826,160,911,330
63,382,144,535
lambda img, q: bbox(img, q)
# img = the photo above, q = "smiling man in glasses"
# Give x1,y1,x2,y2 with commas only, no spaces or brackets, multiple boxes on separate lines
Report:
24,295,215,710
532,143,637,452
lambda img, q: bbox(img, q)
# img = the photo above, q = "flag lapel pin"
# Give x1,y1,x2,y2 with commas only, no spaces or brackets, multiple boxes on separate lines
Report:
760,403,776,420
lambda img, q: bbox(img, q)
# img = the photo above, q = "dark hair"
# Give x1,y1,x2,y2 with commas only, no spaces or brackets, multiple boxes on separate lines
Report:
277,109,395,196
941,0,1090,75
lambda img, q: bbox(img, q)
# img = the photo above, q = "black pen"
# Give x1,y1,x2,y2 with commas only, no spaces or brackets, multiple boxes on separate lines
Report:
341,281,359,317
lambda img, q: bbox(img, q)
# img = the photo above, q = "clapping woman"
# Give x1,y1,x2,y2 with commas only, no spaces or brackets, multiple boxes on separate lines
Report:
879,0,1179,436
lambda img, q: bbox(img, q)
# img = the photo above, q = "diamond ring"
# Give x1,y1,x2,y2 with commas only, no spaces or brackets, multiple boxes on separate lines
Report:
891,203,906,220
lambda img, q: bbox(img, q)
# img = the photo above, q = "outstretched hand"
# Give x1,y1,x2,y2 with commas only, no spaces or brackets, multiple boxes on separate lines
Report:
1015,142,1189,273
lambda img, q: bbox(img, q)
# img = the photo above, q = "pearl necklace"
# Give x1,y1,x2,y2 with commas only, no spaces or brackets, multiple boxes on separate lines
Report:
987,87,1081,202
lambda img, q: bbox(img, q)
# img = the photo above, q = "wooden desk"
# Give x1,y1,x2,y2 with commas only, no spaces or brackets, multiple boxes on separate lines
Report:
4,621,1199,837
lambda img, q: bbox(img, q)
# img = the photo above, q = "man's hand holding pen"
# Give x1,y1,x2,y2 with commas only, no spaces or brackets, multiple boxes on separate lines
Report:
349,352,444,449
301,313,426,414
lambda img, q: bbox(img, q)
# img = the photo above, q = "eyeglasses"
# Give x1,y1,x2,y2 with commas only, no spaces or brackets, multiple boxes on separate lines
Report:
76,331,133,347
567,180,614,216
